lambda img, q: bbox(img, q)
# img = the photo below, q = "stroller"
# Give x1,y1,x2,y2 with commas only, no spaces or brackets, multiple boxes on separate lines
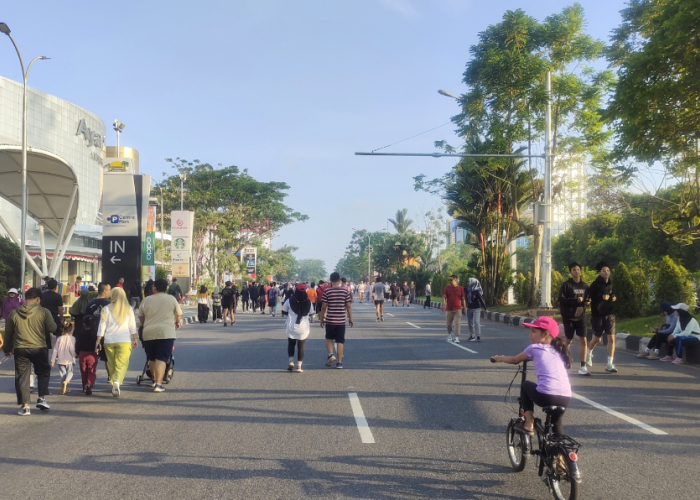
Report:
135,326,175,385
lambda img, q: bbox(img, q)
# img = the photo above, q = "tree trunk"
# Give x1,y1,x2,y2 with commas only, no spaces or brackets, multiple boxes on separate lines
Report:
528,225,543,308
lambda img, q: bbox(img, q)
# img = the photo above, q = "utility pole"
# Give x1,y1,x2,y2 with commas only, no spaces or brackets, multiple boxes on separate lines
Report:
540,71,553,308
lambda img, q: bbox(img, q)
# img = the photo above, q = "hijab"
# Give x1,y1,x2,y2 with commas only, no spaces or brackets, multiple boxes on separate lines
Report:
214,286,220,294
468,278,482,292
677,309,694,330
659,302,674,315
144,279,154,297
69,289,90,316
288,288,311,324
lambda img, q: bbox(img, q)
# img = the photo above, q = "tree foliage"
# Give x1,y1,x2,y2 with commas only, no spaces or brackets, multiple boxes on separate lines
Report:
0,236,21,301
654,255,695,306
297,259,327,283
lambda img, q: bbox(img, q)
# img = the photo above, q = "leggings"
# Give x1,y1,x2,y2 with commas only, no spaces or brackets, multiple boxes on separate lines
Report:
242,299,249,311
520,380,571,436
287,339,306,361
670,336,700,357
212,305,222,321
647,332,670,351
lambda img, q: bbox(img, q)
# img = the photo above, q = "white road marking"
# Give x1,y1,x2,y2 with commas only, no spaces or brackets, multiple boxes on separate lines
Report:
348,393,375,443
572,392,667,435
448,341,478,354
385,313,395,317
406,322,421,329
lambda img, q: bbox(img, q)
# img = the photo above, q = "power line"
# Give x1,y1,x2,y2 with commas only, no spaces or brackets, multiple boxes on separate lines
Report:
371,122,453,153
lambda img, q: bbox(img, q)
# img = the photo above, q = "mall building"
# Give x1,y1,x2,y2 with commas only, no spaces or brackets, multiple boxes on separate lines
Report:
0,76,140,289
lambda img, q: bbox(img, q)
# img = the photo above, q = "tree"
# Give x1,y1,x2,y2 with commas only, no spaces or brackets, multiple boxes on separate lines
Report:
297,259,327,283
388,209,414,235
654,255,695,306
256,245,298,283
0,236,21,301
613,262,645,318
607,0,700,242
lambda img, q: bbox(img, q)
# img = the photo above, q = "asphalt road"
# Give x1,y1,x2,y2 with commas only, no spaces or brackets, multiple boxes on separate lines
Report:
1,299,698,500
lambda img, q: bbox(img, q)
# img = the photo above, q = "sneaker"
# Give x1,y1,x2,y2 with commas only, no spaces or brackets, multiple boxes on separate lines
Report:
647,353,660,360
577,366,591,376
453,338,461,344
636,351,649,358
325,354,336,366
605,364,618,373
513,421,534,436
85,385,92,396
377,317,380,322
477,336,482,342
153,384,165,392
586,352,593,367
659,355,674,362
18,405,30,416
287,362,294,371
380,316,384,321
112,381,120,397
294,365,303,373
672,357,685,365
336,362,343,369
467,335,475,341
36,397,50,411
447,334,452,342
223,323,227,326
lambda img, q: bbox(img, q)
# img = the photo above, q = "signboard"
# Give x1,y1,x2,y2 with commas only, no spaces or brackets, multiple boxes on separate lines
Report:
171,251,190,264
103,205,138,236
170,211,194,282
103,236,140,269
103,157,135,174
172,263,190,277
142,206,156,281
242,247,257,280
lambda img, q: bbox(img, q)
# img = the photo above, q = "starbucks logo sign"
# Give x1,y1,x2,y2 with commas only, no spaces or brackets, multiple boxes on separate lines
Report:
174,238,186,250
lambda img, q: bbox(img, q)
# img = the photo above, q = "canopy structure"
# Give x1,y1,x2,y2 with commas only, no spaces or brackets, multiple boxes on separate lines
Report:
0,144,80,278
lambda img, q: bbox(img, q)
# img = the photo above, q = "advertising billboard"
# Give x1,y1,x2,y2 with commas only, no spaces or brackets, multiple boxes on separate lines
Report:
142,205,156,281
242,247,257,280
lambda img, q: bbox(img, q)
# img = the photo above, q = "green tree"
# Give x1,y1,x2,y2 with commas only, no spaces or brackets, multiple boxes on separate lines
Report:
256,245,298,283
388,209,414,236
654,255,695,305
612,262,646,318
297,259,327,283
0,236,21,301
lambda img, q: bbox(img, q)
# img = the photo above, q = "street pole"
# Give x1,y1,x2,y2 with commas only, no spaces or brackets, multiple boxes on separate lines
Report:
179,173,186,210
159,185,164,267
0,23,48,294
540,70,553,308
367,234,372,283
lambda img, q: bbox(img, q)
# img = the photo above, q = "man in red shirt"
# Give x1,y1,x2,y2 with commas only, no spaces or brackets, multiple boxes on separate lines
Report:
442,274,466,344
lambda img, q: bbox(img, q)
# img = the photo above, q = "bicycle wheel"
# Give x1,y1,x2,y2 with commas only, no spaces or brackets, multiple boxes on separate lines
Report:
550,448,579,500
506,421,529,472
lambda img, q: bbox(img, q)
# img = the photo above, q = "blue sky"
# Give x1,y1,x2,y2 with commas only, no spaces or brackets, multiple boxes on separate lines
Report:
1,0,629,271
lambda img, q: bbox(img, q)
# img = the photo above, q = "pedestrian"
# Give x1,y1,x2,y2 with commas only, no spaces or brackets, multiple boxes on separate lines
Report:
662,303,700,364
40,276,50,293
232,282,240,312
268,282,279,316
283,283,312,372
559,262,591,375
409,281,416,304
221,281,235,326
401,281,410,307
197,286,211,323
51,321,77,395
587,261,618,373
639,303,677,360
83,283,112,388
116,277,124,289
249,282,260,313
0,287,24,321
307,282,317,323
129,280,142,309
72,276,83,297
212,286,223,323
95,287,138,397
315,280,326,318
424,281,432,309
383,279,390,302
258,282,267,314
69,288,91,355
168,278,183,303
2,287,56,416
144,279,155,298
241,283,250,312
138,278,182,393
40,278,63,336
443,274,466,344
465,277,488,342
319,272,353,369
372,277,386,321
358,281,366,303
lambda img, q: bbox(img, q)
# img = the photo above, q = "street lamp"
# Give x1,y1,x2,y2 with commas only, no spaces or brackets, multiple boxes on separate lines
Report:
0,22,49,294
113,120,125,155
178,173,187,210
438,89,457,99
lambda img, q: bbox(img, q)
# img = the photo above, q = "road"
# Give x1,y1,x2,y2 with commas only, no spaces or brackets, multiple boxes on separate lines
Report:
1,300,698,499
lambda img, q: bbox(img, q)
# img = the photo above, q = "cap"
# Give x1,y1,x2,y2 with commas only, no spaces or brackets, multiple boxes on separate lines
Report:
8,288,18,294
671,303,690,311
523,316,560,338
296,283,307,291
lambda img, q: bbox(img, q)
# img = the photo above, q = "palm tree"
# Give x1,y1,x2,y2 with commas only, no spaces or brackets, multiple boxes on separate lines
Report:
388,209,414,235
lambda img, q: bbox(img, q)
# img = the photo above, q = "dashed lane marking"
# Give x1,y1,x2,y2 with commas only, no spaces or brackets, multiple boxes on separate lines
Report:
448,340,478,354
572,392,667,435
406,322,421,329
348,393,375,443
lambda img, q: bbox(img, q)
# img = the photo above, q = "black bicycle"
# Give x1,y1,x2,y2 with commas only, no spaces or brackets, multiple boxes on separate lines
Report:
492,357,582,500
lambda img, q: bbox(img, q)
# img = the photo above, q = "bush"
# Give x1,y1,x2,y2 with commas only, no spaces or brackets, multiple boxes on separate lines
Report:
613,262,645,318
431,273,449,299
155,267,169,280
654,256,695,305
551,270,567,308
514,272,530,305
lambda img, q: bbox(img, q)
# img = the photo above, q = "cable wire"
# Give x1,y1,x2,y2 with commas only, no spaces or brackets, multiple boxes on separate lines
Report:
371,121,453,153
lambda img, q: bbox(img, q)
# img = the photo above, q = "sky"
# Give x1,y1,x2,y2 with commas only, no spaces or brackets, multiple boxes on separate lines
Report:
1,0,630,272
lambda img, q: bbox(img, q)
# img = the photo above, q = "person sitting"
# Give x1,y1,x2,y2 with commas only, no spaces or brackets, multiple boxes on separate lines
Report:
661,303,700,365
638,303,678,360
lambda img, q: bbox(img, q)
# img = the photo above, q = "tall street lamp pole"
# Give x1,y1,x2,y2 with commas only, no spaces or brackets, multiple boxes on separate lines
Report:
179,173,187,211
0,22,49,293
113,120,125,155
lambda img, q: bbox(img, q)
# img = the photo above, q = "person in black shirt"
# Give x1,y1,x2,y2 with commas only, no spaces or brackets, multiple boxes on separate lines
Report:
220,281,235,326
587,261,618,373
249,283,259,313
559,262,591,376
79,282,112,394
40,279,63,336
241,284,250,312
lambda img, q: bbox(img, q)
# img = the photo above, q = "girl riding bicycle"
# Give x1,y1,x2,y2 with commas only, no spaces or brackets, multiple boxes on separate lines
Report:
493,316,572,436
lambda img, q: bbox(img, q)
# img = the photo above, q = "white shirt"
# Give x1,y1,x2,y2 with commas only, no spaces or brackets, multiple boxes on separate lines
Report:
425,284,432,295
282,300,310,340
97,306,137,344
358,284,366,292
672,316,700,340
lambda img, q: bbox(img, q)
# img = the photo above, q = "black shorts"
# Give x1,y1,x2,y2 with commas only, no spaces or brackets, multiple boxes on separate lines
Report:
374,300,384,306
315,302,322,314
592,315,615,337
143,338,175,363
221,301,233,310
325,324,346,344
563,319,586,340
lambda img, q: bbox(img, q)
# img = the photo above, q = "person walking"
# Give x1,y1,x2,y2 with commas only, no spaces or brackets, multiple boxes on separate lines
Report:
138,279,182,393
424,281,432,309
144,279,155,299
232,282,240,312
587,261,618,373
307,282,317,323
241,284,250,313
221,281,235,326
51,321,77,395
401,281,410,307
268,282,279,317
212,286,223,323
258,283,267,314
129,280,142,309
443,275,466,344
69,288,91,359
249,282,259,313
372,277,386,321
283,283,312,372
0,287,24,321
196,286,211,323
465,278,488,342
357,281,366,303
95,287,138,397
3,288,56,415
83,283,111,390
40,278,63,336
319,272,353,369
409,281,416,304
168,278,183,303
559,262,591,375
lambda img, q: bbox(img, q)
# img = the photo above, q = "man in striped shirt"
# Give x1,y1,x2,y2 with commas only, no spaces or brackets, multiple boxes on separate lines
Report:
319,272,354,369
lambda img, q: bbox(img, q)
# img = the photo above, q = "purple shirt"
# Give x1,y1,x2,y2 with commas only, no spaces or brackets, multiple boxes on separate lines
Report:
0,296,24,320
524,343,572,397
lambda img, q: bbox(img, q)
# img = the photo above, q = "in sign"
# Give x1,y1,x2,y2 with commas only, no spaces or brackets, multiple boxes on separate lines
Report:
110,240,125,253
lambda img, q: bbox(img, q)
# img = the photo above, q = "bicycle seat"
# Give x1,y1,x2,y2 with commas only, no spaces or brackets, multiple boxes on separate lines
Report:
543,406,566,414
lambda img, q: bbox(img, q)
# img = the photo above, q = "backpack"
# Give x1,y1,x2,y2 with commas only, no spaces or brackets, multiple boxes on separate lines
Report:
82,301,106,335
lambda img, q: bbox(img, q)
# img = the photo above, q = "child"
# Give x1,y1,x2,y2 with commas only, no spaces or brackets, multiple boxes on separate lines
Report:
51,321,77,395
492,317,572,435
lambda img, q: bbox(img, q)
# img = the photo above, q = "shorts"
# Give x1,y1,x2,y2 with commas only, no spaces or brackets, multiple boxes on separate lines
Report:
143,338,175,363
315,302,323,314
592,315,615,338
563,319,586,340
325,324,346,344
374,300,384,305
221,301,233,310
384,293,389,300
268,300,276,307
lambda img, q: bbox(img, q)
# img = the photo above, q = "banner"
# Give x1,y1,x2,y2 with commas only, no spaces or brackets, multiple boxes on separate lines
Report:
171,211,194,281
142,205,156,281
242,247,257,280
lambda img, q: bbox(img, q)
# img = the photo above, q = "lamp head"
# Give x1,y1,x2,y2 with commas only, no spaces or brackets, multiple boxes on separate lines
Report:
113,120,126,132
0,23,11,35
438,89,456,99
